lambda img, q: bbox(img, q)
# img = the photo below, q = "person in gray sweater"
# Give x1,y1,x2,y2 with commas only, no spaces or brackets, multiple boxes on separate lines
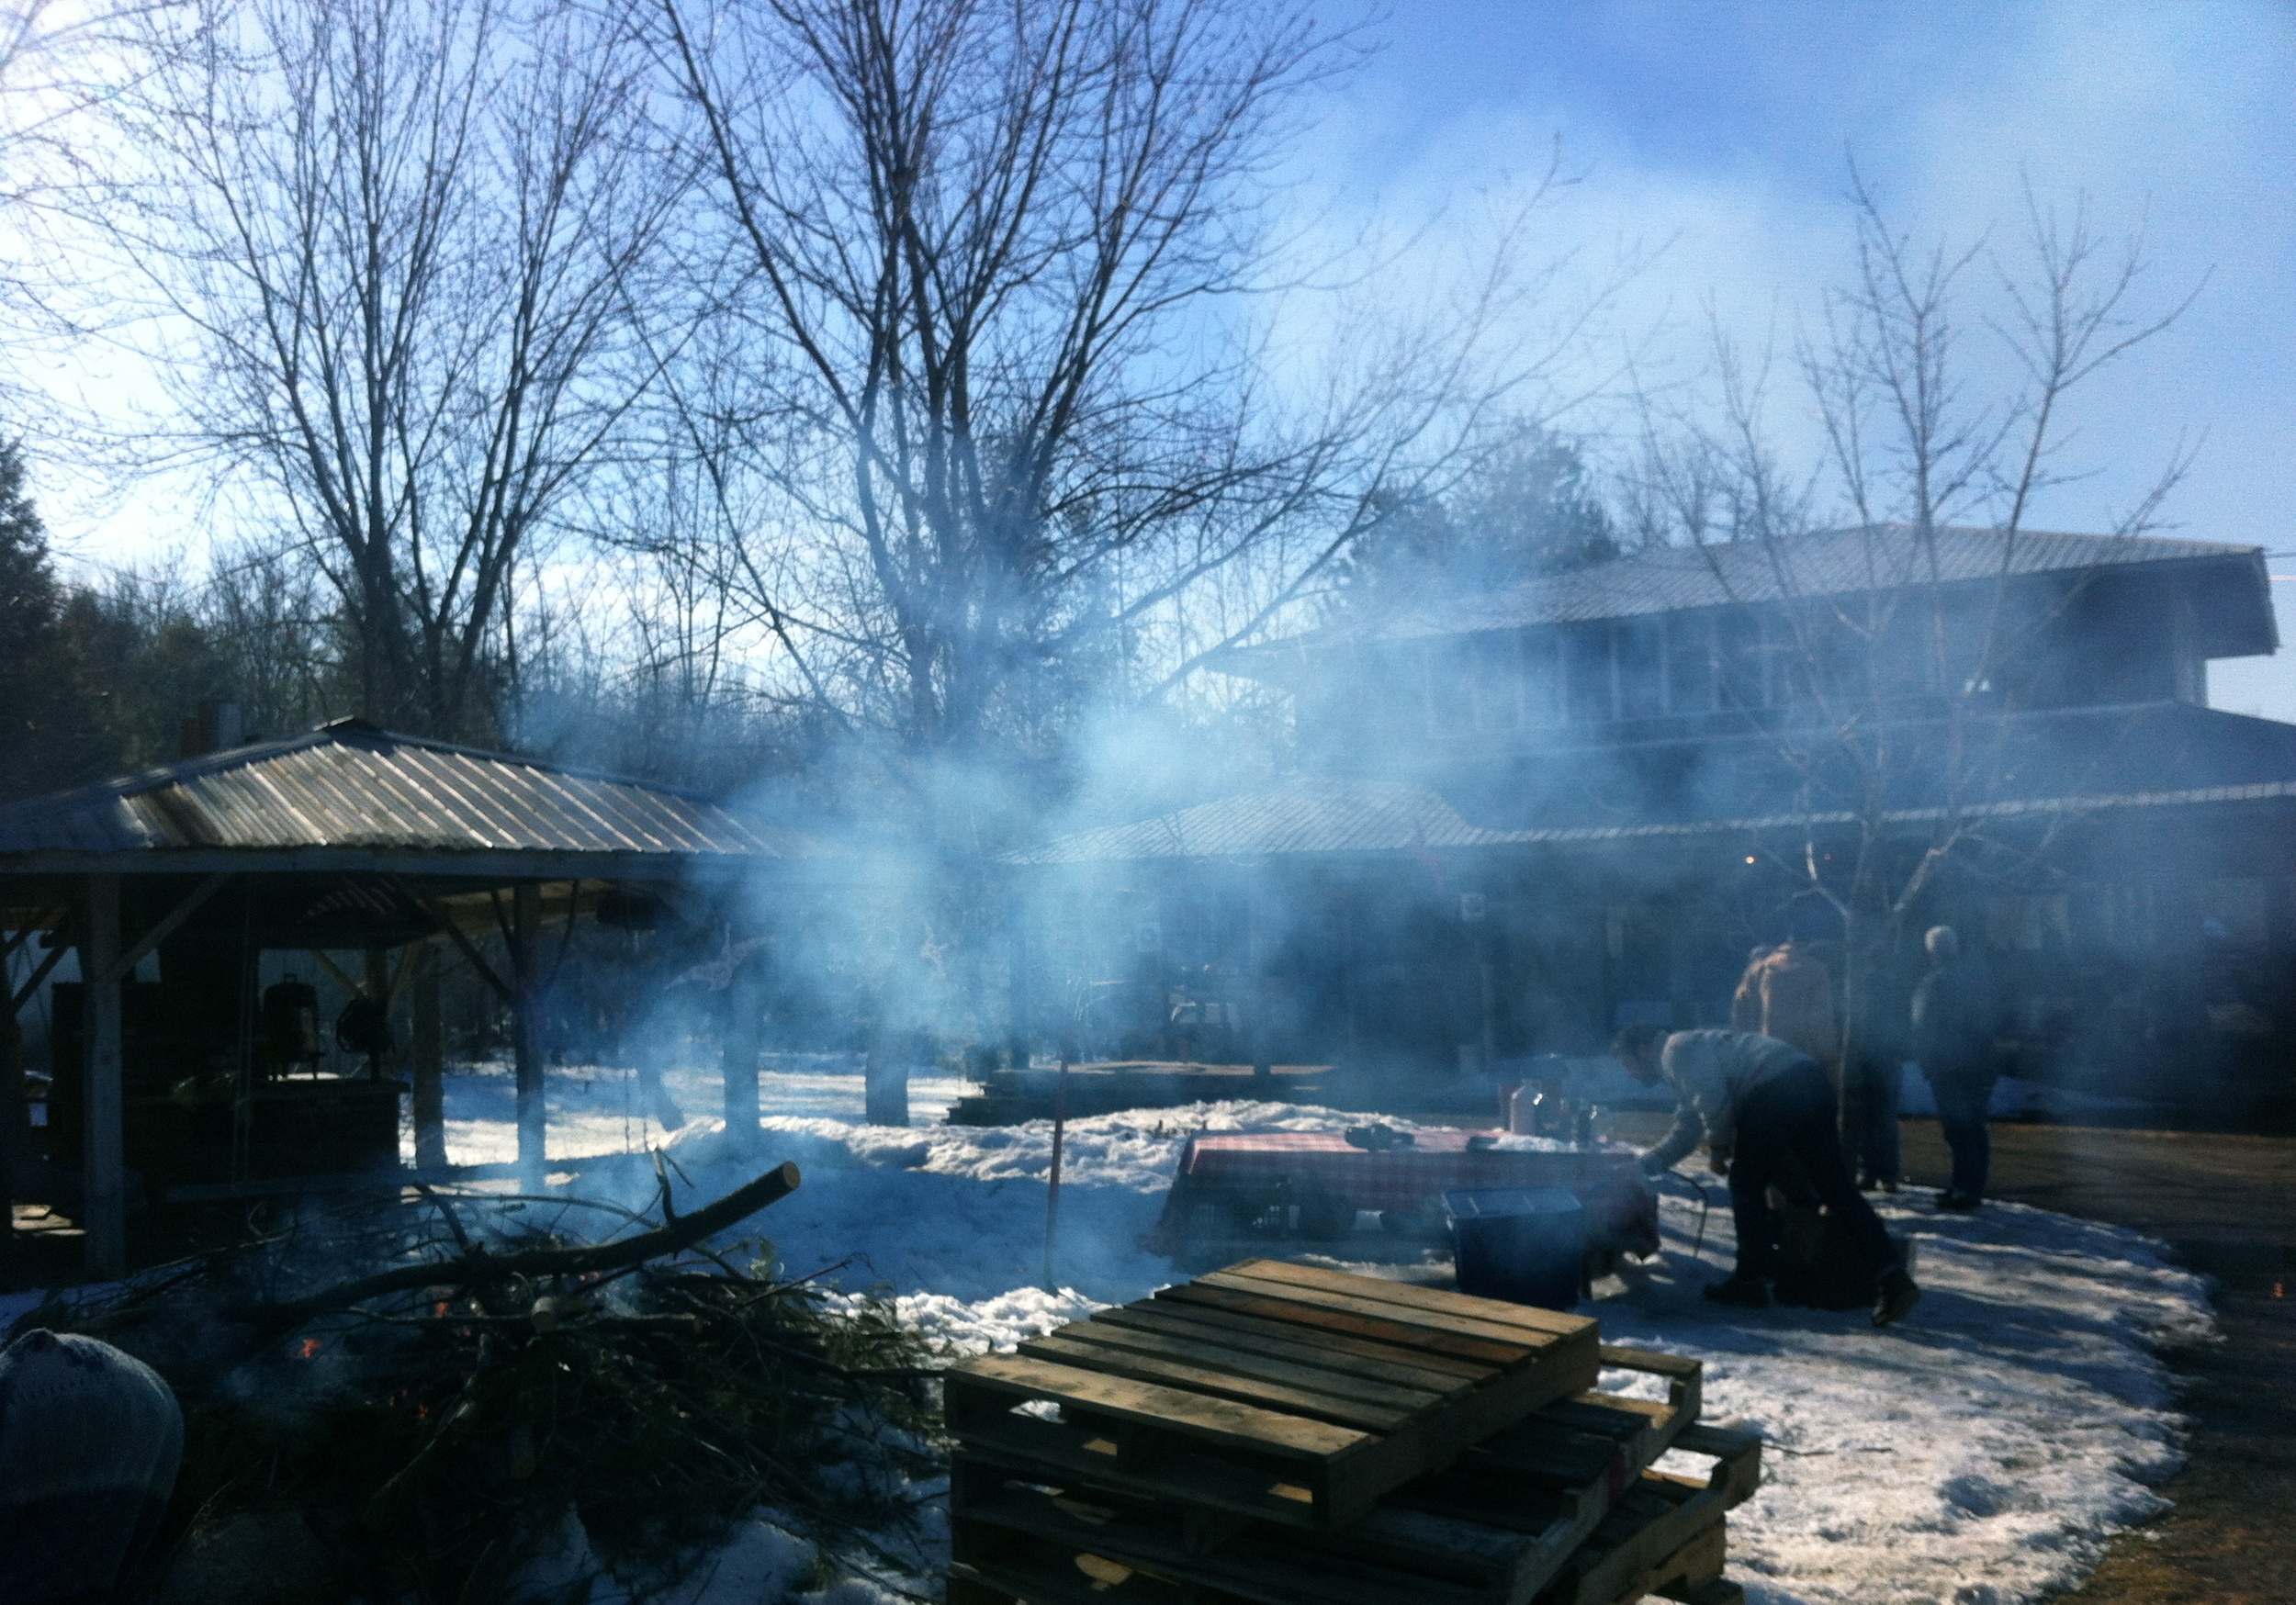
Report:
1615,1023,1920,1326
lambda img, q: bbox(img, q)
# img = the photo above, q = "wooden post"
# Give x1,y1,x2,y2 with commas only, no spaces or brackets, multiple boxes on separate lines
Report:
723,937,760,1154
1006,891,1032,1073
411,941,447,1170
1245,865,1273,1084
364,945,389,1080
84,874,125,1278
1042,1049,1071,1292
512,881,545,1186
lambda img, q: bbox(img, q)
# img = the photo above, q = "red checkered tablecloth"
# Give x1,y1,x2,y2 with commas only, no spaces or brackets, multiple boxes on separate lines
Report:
1179,1130,1633,1214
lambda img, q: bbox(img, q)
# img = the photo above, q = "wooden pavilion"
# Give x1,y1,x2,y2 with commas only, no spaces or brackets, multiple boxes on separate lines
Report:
0,717,808,1276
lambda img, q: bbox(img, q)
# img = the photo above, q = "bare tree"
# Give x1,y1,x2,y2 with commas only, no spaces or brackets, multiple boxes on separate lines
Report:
648,0,1593,846
1631,176,2193,1128
89,0,688,738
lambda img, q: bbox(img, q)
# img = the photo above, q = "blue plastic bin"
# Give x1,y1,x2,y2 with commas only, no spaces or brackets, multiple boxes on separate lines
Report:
1444,1186,1585,1310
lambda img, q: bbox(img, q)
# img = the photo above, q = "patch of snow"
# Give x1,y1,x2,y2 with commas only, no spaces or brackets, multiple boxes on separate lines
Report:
424,1061,2212,1605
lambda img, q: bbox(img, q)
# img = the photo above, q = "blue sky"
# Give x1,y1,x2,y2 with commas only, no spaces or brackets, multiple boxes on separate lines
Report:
41,1,2296,717
1301,0,2296,714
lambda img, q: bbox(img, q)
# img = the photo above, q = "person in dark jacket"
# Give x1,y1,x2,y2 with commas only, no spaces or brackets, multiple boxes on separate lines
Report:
1910,926,2000,1209
1615,1024,1920,1326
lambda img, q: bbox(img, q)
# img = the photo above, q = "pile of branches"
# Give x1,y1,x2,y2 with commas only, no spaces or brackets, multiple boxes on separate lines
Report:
13,1161,949,1603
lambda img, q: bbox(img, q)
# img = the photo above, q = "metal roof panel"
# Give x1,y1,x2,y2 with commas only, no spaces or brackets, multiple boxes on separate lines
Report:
0,723,795,865
1236,525,2268,659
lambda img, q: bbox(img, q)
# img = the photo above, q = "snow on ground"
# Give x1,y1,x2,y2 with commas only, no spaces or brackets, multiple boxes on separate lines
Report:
398,1060,2218,1600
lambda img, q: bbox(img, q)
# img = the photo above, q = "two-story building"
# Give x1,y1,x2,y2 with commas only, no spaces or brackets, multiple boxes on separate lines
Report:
1014,526,2296,1109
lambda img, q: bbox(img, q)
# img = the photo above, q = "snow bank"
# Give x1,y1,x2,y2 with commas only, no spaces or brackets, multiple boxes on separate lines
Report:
433,1060,2211,1603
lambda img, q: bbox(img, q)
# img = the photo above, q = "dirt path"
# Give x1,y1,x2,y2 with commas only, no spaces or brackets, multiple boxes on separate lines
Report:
1896,1118,2296,1604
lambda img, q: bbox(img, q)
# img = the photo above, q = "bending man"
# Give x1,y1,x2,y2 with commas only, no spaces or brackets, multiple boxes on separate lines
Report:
1615,1023,1920,1327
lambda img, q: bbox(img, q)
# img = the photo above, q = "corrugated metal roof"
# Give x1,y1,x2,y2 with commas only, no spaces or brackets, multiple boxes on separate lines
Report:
0,720,802,865
1012,772,2296,864
1012,779,1519,864
1241,525,2267,652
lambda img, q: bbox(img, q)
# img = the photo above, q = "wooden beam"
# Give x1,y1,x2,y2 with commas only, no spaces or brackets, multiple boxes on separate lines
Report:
422,901,512,1005
84,874,125,1278
384,941,420,1007
99,872,232,986
307,948,363,999
512,881,544,1184
10,938,69,1015
1,916,52,965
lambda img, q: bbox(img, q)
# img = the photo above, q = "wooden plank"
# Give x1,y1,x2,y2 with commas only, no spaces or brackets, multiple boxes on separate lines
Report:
1225,1259,1595,1340
952,1478,1491,1605
1018,1333,1415,1433
1660,1576,1743,1605
1670,1425,1763,1510
1188,1271,1570,1352
947,1352,1368,1462
1156,1281,1535,1367
1539,1484,1728,1605
955,1351,1726,1605
1055,1319,1452,1414
951,1547,1188,1605
950,1410,1337,1528
1599,1343,1701,1382
1099,1299,1496,1389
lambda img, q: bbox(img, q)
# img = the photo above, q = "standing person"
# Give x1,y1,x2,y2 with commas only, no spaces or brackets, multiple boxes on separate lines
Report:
1732,940,1840,1070
1729,945,1775,1032
1910,926,2000,1210
1615,1023,1920,1326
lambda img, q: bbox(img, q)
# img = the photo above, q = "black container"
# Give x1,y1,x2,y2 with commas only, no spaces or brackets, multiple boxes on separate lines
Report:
1444,1185,1586,1310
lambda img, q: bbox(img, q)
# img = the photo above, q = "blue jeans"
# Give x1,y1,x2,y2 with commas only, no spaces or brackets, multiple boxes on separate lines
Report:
1928,1071,1997,1199
1730,1058,1900,1283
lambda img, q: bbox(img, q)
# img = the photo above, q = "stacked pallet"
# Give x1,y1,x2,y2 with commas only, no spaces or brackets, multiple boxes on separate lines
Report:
945,1260,1759,1605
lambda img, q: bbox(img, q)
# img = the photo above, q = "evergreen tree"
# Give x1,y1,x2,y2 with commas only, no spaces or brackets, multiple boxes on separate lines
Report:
0,436,104,800
1332,428,1617,616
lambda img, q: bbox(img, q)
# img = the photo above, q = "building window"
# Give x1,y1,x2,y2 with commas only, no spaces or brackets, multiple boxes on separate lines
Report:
1470,635,1526,732
1425,645,1472,735
1521,631,1562,725
1986,894,2072,952
1617,618,1665,719
1666,613,1717,713
1716,611,1767,710
1563,623,1613,723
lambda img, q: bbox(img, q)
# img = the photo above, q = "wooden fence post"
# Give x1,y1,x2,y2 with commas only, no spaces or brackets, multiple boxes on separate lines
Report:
411,942,447,1170
513,882,545,1187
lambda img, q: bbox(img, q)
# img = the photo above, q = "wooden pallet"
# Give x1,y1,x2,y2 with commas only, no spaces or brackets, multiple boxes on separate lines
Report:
950,1345,1724,1605
944,1259,1600,1532
1535,1452,1756,1605
948,1408,1756,1605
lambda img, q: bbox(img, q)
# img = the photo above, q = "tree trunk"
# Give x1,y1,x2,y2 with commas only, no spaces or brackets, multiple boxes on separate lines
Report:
863,1024,909,1128
512,883,545,1186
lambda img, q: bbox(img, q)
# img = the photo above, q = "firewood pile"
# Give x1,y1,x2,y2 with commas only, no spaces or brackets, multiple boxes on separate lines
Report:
10,1160,947,1603
944,1259,1759,1605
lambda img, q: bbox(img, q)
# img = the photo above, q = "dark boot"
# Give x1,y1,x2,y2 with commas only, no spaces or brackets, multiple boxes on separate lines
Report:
1702,1275,1773,1308
1873,1267,1921,1327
